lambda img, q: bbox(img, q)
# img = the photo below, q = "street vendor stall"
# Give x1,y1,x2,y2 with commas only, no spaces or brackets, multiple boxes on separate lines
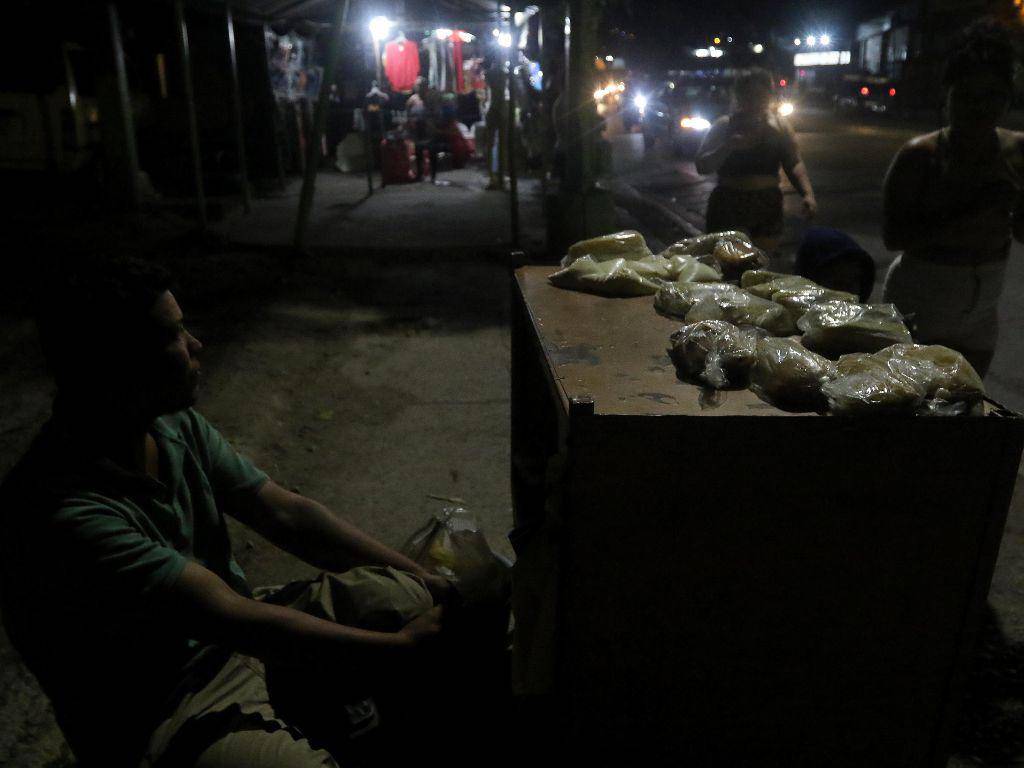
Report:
510,262,1024,766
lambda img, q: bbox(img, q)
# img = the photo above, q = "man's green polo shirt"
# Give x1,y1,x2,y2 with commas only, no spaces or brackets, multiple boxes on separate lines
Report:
0,408,268,766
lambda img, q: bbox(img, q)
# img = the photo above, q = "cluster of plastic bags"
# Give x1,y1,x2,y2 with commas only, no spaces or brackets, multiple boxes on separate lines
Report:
548,230,722,297
660,231,770,280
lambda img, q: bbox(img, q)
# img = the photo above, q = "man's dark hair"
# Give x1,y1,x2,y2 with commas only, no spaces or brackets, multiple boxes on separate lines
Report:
943,20,1017,89
35,256,174,391
734,68,774,104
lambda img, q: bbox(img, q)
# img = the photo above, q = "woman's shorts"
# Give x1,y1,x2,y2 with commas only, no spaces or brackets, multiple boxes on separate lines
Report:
704,185,784,240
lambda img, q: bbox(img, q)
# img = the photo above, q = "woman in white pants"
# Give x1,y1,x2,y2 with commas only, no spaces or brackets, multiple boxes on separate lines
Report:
882,21,1024,377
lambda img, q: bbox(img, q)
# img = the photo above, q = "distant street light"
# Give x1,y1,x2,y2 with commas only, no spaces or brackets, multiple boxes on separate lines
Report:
793,37,801,46
752,43,764,54
820,34,831,46
806,35,817,46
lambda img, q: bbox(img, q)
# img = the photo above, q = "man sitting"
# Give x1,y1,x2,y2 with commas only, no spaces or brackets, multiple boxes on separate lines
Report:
0,257,452,767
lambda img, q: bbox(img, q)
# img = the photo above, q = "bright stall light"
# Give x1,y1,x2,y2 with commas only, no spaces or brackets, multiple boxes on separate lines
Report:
634,93,648,112
498,31,513,48
794,37,801,46
605,55,614,62
752,43,764,54
369,16,393,41
680,116,711,131
435,28,453,39
778,101,795,117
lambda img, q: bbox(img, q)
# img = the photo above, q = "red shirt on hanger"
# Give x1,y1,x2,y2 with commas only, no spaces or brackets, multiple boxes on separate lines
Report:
384,38,421,92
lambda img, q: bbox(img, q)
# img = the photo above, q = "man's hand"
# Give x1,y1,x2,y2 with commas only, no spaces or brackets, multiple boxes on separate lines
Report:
802,194,818,219
399,605,444,647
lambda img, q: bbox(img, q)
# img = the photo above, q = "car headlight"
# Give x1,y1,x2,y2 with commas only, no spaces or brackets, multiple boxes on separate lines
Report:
778,101,795,117
680,116,711,131
633,94,649,112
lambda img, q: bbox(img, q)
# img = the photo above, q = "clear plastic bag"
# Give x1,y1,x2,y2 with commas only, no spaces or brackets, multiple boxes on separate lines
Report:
401,507,511,607
797,300,913,359
771,287,859,323
704,325,767,389
562,229,651,267
548,256,662,297
668,320,761,387
745,275,820,300
740,269,790,289
685,288,797,337
712,239,771,280
660,230,751,257
824,352,927,416
654,282,742,318
881,344,985,402
662,254,723,283
748,337,837,412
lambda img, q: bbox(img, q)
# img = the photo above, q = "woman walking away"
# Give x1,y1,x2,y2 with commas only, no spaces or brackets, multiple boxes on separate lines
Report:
882,21,1024,377
696,68,817,253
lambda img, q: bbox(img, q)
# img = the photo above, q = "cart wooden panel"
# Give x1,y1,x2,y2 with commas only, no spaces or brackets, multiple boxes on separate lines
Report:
510,266,1024,767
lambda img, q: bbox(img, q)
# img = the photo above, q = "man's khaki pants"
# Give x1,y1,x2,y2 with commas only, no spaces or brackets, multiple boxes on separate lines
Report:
139,566,433,768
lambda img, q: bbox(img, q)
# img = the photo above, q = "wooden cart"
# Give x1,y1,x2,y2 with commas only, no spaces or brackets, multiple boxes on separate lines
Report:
510,266,1024,766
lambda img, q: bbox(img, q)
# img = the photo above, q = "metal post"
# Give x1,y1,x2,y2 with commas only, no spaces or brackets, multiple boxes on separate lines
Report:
373,37,383,85
260,24,287,190
102,2,140,210
175,0,207,229
293,0,350,251
226,3,252,213
506,38,520,247
363,119,374,196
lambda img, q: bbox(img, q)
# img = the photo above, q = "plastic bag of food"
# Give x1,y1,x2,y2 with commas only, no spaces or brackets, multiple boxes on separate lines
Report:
824,352,927,416
402,507,511,607
654,282,743,318
704,325,766,389
740,269,790,289
548,256,662,297
667,320,762,387
668,320,737,381
562,230,651,267
772,287,859,323
797,300,913,359
663,254,723,283
746,275,821,300
749,337,836,412
660,230,751,257
712,239,770,280
685,289,797,337
880,344,985,403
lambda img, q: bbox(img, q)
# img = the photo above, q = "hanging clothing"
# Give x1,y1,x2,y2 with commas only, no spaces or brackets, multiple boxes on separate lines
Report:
452,32,465,93
384,38,420,92
423,37,451,91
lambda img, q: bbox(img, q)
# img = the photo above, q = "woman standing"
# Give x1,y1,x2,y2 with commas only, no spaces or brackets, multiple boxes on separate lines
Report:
696,68,817,253
882,21,1023,377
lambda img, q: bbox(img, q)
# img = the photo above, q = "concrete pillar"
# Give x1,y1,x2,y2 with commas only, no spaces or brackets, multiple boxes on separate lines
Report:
174,0,207,229
293,0,350,251
553,0,615,254
226,4,252,213
97,3,140,211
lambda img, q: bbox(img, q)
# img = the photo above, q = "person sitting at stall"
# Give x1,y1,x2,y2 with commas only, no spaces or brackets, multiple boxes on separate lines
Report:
695,68,817,253
795,226,877,303
0,256,453,768
881,20,1024,377
406,77,445,182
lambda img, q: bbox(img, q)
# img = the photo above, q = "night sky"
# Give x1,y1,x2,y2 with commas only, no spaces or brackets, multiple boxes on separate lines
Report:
603,0,895,69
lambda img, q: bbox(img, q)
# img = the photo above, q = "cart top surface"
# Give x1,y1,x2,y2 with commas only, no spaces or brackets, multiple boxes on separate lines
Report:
515,266,1004,419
